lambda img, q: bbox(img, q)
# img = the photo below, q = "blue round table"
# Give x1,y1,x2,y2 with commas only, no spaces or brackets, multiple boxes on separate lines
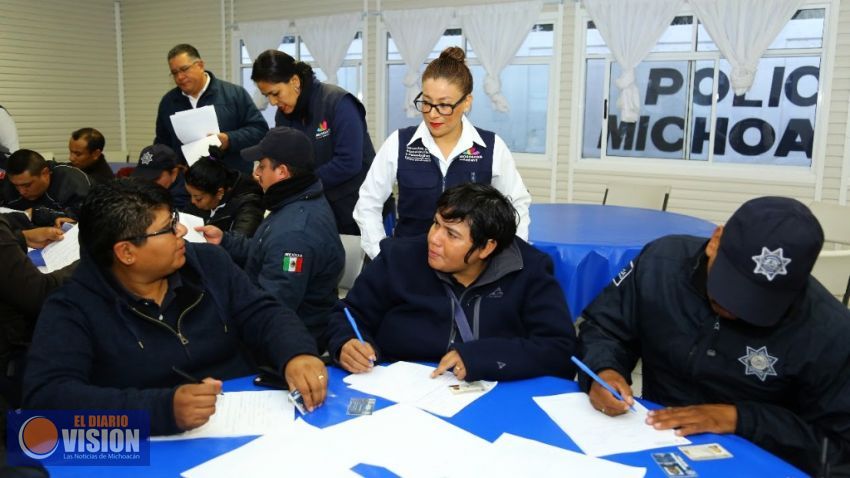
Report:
529,204,717,321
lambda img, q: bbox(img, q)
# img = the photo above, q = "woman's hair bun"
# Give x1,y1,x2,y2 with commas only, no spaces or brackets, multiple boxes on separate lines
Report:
440,46,466,63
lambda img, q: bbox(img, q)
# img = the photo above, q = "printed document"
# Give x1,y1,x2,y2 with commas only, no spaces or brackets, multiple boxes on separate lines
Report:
343,361,496,417
153,390,294,441
169,106,221,165
533,392,690,456
40,225,79,272
178,212,207,243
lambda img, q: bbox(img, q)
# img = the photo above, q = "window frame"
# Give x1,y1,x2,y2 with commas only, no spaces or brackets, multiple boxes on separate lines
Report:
231,27,366,122
376,8,563,169
571,1,834,184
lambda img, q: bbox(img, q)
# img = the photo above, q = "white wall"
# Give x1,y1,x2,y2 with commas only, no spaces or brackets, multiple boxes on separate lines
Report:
0,0,121,159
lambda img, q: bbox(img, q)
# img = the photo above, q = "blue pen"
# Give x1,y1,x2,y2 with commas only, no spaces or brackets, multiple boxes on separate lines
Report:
344,306,374,364
571,356,636,412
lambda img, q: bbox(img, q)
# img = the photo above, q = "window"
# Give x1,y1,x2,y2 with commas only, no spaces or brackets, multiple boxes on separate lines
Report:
239,33,363,127
581,8,825,167
385,23,555,156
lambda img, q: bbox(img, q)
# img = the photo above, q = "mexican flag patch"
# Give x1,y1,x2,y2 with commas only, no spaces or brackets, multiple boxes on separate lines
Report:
282,252,303,273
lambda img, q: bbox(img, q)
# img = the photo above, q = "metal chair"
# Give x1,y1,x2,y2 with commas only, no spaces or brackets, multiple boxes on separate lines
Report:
338,234,365,299
602,182,671,211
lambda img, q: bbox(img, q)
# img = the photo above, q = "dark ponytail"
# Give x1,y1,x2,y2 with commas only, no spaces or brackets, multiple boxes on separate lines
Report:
251,49,314,87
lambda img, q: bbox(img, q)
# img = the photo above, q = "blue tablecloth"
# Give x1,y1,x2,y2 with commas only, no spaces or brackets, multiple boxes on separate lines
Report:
529,204,717,321
45,366,804,477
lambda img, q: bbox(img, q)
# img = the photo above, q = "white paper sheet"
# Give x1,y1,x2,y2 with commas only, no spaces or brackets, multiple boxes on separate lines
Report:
177,212,207,243
153,390,294,441
181,135,222,166
170,106,219,144
533,392,690,457
40,224,79,272
319,404,496,478
180,419,360,478
483,433,646,478
343,361,496,417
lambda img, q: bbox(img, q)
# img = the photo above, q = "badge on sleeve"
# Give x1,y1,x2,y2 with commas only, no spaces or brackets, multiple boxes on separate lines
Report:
282,252,304,273
613,261,635,287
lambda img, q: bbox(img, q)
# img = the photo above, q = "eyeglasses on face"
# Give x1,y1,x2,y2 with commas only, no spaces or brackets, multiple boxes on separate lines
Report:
119,211,180,242
413,92,468,116
170,60,200,77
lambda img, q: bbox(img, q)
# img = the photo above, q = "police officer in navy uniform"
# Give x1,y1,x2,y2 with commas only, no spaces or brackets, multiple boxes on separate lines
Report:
353,47,531,259
578,196,850,475
250,50,375,236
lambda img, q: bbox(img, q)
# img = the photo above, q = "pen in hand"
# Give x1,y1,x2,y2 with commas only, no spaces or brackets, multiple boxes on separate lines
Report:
172,366,224,395
343,306,375,365
571,356,636,413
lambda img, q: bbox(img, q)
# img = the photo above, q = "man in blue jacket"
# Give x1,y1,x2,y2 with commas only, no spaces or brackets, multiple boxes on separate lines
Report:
326,183,576,382
155,44,268,174
200,127,344,353
23,179,327,435
579,197,850,475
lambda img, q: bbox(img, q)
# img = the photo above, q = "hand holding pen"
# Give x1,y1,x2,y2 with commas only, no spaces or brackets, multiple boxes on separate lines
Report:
171,366,223,431
339,306,377,374
572,356,636,415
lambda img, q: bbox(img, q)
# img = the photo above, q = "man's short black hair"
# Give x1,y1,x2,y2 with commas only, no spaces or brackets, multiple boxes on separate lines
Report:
71,127,105,153
80,178,173,269
7,149,47,176
435,183,518,262
167,44,201,61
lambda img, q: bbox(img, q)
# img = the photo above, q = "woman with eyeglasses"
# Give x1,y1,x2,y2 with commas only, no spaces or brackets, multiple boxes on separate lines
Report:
353,46,531,259
250,50,376,236
183,157,264,237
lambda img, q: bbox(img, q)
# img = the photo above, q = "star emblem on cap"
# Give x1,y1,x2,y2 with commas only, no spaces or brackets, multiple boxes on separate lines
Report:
140,151,153,165
751,247,791,281
738,345,778,381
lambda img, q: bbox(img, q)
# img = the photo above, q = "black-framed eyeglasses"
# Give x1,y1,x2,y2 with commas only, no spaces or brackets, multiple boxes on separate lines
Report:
119,211,180,242
413,92,468,116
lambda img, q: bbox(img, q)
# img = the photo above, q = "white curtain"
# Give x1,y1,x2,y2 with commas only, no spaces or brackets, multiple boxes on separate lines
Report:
457,1,542,112
296,12,363,85
583,0,684,122
690,0,804,95
382,7,453,117
239,19,290,60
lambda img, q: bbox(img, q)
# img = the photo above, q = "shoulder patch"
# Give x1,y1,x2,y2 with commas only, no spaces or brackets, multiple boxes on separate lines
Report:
282,252,304,273
612,261,635,287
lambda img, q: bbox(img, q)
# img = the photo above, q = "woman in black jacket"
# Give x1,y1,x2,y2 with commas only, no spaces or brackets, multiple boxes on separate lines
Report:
184,157,263,237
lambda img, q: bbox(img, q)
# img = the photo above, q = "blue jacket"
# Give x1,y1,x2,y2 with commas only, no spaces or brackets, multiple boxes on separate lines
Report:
580,235,850,474
223,179,344,350
23,243,318,435
275,78,374,234
155,71,269,174
326,236,577,381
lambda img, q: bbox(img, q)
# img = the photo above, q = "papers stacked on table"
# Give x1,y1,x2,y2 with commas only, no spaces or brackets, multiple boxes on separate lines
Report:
181,404,646,478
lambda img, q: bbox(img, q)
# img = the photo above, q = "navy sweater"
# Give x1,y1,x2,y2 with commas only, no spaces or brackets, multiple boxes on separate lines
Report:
24,243,317,435
326,236,577,381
